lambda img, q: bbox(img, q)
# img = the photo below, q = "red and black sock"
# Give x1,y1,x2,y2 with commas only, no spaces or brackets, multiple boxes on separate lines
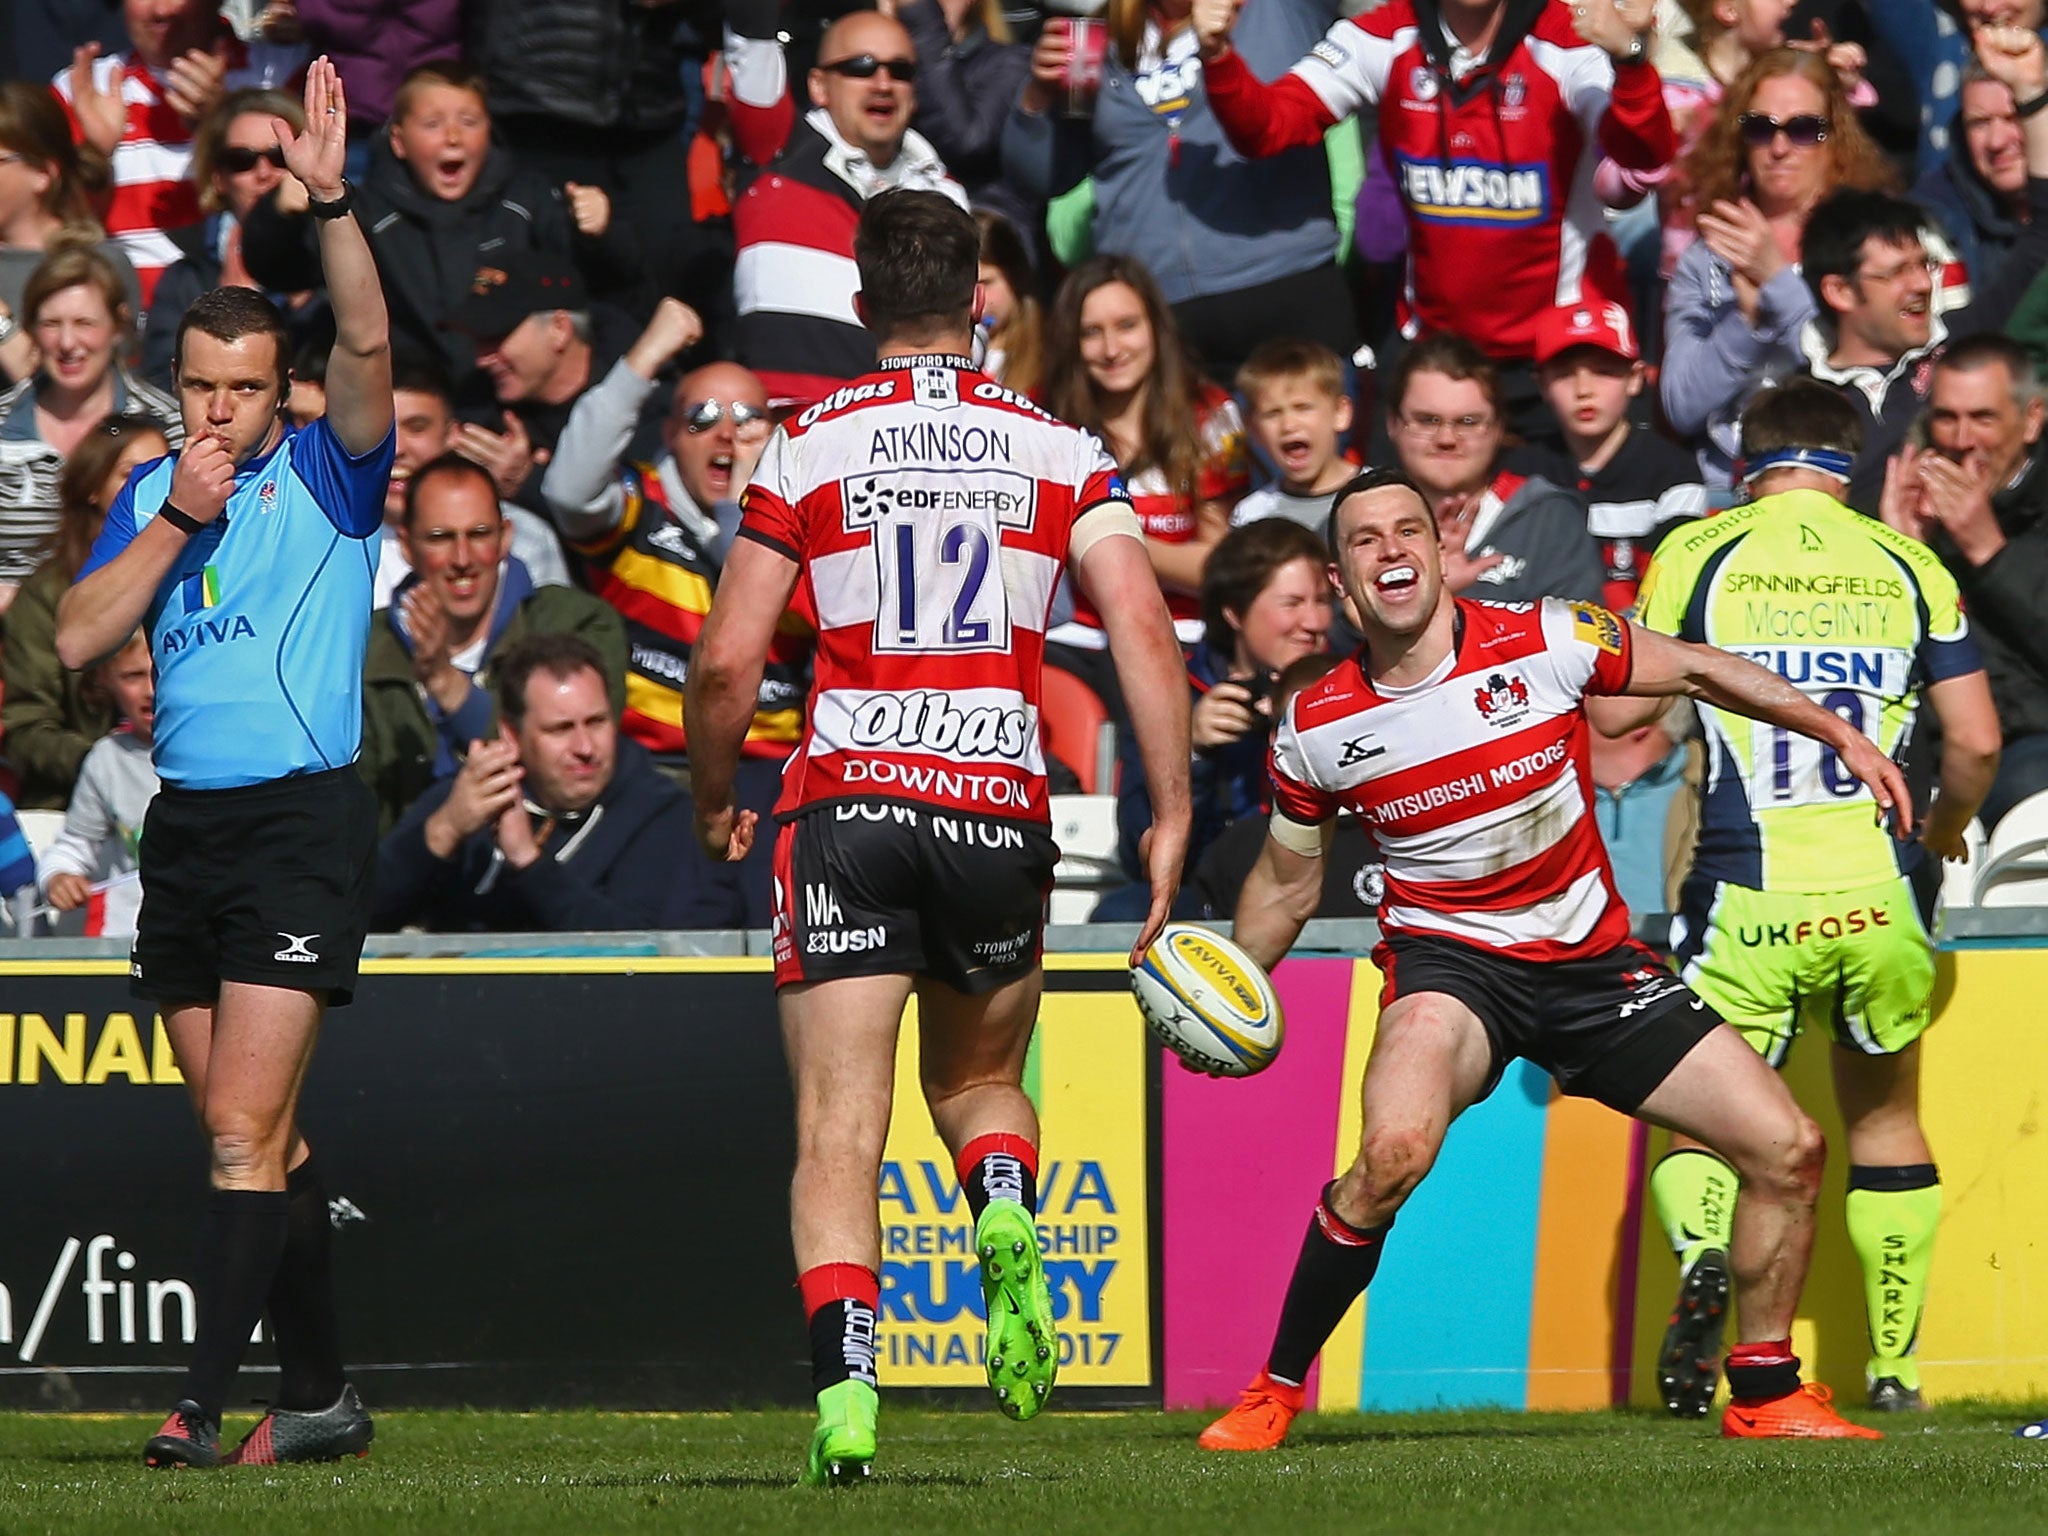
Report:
957,1133,1038,1220
800,1263,880,1395
1726,1338,1801,1404
266,1156,345,1412
1266,1183,1392,1385
182,1189,292,1421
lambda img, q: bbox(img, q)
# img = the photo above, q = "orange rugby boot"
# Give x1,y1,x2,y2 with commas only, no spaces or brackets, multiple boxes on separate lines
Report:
1198,1371,1306,1452
1721,1383,1883,1440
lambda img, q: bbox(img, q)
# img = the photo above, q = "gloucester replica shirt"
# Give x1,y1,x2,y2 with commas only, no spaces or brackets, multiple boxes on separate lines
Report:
1201,0,1675,358
738,353,1132,823
1270,596,1636,960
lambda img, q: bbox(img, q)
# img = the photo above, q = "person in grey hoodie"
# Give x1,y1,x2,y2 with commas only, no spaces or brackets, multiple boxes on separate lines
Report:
1001,0,1354,383
1388,333,1604,606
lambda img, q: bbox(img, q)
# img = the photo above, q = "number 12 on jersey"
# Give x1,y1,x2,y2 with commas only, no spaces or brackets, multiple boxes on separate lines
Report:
875,513,1010,654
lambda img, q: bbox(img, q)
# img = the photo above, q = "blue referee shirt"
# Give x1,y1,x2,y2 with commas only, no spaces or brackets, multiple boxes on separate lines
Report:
80,418,396,790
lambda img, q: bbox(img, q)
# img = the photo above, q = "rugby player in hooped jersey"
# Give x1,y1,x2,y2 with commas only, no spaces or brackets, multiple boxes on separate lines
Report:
686,190,1191,1484
1197,465,1911,1452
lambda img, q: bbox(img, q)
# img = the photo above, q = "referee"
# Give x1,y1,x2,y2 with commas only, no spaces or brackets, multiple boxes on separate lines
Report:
57,60,395,1470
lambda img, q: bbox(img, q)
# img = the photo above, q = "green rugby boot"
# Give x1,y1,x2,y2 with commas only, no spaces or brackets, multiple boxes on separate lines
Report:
977,1197,1058,1420
802,1379,877,1488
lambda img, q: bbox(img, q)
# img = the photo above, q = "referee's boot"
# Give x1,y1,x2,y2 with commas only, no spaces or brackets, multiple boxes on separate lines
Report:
224,1383,374,1465
144,1400,221,1469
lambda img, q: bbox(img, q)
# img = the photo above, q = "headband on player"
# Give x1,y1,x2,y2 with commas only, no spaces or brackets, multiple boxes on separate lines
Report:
1740,446,1855,486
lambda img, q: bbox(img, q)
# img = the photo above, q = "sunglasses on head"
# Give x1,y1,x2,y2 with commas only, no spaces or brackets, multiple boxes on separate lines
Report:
820,53,918,83
1738,112,1829,148
682,399,767,433
218,145,287,173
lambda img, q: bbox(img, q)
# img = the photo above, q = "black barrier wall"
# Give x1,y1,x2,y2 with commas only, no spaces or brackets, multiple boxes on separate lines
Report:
0,961,803,1411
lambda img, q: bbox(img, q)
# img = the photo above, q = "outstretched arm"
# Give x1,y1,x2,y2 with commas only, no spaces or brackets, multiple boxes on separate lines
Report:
276,58,391,457
1614,620,1914,832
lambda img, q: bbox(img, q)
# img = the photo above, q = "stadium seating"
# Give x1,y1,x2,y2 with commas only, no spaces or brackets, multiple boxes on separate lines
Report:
1974,793,2048,907
1041,666,1117,794
1049,793,1121,924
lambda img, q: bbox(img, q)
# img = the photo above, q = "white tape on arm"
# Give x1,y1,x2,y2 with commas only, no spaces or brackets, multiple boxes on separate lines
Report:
1068,503,1144,561
1268,811,1328,857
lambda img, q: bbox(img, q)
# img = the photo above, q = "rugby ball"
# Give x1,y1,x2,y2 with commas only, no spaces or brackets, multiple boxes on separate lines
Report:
1131,924,1284,1078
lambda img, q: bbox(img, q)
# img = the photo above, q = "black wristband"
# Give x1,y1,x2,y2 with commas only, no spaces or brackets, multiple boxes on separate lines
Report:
2020,89,2048,119
307,182,355,221
158,501,203,536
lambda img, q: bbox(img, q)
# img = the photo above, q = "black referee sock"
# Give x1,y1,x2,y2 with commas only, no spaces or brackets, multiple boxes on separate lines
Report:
1265,1183,1393,1385
182,1189,292,1422
266,1157,346,1412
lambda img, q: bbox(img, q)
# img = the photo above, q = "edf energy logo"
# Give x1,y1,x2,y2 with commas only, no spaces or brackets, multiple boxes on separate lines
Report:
1397,155,1551,227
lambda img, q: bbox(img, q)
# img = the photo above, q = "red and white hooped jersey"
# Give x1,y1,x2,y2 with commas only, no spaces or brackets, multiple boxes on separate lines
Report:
738,354,1130,823
1269,597,1636,961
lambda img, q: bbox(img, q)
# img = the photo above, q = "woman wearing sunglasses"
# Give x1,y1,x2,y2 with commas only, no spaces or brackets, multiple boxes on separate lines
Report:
0,80,142,385
143,89,318,389
1661,47,1941,488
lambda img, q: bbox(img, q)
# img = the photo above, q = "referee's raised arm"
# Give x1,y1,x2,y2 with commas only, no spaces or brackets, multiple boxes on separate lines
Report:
279,58,392,458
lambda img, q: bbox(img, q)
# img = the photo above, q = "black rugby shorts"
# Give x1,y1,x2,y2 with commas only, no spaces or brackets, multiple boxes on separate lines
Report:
771,798,1058,993
131,765,378,1007
1373,930,1722,1113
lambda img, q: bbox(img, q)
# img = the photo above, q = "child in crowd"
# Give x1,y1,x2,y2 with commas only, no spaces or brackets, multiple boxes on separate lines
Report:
241,64,634,392
39,631,159,938
1232,340,1359,533
1509,303,1707,612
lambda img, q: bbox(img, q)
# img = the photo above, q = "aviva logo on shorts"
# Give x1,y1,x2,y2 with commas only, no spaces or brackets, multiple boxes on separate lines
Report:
1397,155,1551,226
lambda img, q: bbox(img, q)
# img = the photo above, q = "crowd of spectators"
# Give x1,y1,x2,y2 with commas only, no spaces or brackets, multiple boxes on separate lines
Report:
1,0,2047,935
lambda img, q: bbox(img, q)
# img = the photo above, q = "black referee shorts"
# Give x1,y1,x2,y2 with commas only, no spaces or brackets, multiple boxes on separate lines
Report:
132,766,378,1008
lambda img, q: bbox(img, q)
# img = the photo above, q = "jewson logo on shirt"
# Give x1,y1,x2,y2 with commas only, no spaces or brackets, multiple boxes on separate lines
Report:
1396,155,1551,227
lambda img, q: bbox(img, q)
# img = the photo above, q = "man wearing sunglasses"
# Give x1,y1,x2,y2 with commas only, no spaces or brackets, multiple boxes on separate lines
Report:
1799,25,2048,514
722,0,966,410
540,295,801,923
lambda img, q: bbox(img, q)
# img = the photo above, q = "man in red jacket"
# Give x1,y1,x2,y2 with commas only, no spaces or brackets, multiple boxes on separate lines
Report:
1192,0,1673,429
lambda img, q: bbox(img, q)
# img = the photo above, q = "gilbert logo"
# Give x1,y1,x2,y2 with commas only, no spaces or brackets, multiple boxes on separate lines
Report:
273,932,320,964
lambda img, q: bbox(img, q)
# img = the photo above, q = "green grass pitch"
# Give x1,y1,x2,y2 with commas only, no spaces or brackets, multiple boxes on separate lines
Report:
6,1404,2048,1535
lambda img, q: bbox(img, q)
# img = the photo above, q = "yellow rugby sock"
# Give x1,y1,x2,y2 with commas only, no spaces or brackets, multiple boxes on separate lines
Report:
1846,1164,1941,1392
1648,1148,1737,1268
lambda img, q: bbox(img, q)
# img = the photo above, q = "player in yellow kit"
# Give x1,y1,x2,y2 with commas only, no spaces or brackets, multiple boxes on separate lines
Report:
1605,381,2002,1419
